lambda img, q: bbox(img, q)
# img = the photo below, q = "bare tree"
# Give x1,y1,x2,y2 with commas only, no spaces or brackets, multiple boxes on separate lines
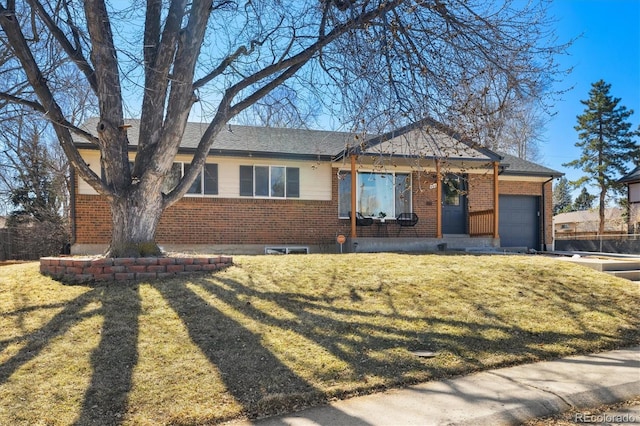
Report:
0,0,568,257
0,116,68,222
236,86,322,128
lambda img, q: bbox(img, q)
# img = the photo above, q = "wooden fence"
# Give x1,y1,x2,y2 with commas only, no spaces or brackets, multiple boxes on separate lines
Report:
469,209,494,237
0,223,69,261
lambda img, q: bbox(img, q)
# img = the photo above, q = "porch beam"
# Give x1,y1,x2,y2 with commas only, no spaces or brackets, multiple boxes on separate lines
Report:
436,159,442,238
351,154,357,238
493,161,500,239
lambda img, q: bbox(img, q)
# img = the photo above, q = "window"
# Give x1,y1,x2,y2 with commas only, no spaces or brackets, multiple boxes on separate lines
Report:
187,163,218,195
443,175,463,206
240,165,300,198
338,171,411,218
163,162,218,196
101,159,218,196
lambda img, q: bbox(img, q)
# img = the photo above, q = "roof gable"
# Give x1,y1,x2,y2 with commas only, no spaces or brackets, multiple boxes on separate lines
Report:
352,118,502,162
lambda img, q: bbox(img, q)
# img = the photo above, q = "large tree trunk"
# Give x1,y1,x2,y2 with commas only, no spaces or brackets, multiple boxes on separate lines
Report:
107,183,164,258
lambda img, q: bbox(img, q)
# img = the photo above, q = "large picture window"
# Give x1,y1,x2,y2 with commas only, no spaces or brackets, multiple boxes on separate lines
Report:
338,171,411,218
240,165,300,198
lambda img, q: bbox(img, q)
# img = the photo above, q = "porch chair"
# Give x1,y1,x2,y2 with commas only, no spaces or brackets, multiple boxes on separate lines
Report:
396,212,418,236
349,211,374,227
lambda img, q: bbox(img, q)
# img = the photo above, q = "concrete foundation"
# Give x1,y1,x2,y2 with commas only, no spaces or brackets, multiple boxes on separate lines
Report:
73,236,500,256
346,235,500,253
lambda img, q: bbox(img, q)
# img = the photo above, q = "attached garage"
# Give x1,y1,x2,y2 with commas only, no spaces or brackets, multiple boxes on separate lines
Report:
499,195,540,249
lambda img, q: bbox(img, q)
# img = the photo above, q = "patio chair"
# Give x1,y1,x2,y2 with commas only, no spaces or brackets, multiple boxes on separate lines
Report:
349,211,374,227
396,212,418,236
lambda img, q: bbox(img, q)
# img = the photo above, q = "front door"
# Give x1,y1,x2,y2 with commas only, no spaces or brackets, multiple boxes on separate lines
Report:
442,174,467,234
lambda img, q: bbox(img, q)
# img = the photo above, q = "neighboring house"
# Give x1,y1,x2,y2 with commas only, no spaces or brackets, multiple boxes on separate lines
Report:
619,166,640,233
553,208,627,237
70,118,562,254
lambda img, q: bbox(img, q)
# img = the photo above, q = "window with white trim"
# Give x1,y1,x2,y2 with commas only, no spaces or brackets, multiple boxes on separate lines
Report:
186,163,218,195
338,171,411,218
240,165,300,198
162,162,218,196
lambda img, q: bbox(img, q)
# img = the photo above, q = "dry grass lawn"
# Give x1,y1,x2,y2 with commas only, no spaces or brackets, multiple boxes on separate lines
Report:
0,253,638,425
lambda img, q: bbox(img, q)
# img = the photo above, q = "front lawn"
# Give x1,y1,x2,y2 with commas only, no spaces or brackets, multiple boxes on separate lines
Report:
1,254,638,425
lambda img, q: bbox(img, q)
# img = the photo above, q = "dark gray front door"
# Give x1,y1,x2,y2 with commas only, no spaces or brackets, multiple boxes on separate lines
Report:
442,174,467,234
499,195,540,249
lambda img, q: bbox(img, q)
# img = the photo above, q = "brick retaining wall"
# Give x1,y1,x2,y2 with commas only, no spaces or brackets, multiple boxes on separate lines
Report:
40,255,233,283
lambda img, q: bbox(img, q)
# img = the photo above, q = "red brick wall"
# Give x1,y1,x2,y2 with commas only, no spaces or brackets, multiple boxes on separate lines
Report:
73,169,553,246
40,255,232,283
74,194,342,246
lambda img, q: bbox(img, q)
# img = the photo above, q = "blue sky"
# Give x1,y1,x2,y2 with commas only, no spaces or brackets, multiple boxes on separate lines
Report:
542,0,640,193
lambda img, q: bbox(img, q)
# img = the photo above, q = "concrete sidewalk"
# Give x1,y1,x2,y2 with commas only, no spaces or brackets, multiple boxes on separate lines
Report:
243,346,640,426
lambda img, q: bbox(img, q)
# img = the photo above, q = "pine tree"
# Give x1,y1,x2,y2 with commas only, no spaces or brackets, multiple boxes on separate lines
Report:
573,187,595,211
564,80,640,235
553,177,573,214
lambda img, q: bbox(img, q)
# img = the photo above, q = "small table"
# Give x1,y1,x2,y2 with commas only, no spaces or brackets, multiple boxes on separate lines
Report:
375,219,389,237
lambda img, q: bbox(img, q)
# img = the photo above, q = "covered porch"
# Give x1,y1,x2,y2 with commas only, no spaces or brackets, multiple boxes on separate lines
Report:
337,119,503,246
340,157,501,244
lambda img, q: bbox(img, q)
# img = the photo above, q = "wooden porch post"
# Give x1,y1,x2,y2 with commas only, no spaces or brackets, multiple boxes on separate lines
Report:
493,161,500,239
351,154,357,238
436,159,442,238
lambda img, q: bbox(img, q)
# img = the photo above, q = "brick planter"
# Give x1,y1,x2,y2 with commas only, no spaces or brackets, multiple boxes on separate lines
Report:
40,255,233,283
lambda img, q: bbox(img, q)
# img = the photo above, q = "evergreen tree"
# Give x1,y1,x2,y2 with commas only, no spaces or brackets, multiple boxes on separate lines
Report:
564,80,640,235
553,177,573,214
573,187,596,211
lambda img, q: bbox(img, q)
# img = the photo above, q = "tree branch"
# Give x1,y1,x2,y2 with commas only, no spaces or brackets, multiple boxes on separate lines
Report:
26,0,98,92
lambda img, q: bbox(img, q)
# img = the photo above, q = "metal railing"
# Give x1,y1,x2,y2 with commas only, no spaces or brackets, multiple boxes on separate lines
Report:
554,232,640,240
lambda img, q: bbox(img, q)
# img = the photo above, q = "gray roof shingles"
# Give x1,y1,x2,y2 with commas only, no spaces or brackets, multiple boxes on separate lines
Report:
76,118,353,159
497,152,563,177
75,118,562,176
619,165,640,183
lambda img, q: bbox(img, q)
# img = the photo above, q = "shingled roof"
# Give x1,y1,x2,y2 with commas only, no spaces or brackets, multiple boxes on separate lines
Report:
74,117,563,177
497,152,563,178
618,165,640,183
348,117,502,163
75,118,354,160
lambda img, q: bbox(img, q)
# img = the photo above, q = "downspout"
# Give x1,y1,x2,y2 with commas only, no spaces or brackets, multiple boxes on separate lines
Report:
350,154,357,238
435,159,442,238
69,165,77,247
541,177,554,251
493,161,500,239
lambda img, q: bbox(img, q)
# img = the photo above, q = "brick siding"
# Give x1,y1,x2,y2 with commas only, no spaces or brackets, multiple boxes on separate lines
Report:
73,169,553,246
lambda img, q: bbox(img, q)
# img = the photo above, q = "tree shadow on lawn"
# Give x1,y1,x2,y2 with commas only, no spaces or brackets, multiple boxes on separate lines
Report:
0,289,102,385
157,273,639,421
2,267,636,425
75,283,141,426
0,283,140,426
151,279,372,424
